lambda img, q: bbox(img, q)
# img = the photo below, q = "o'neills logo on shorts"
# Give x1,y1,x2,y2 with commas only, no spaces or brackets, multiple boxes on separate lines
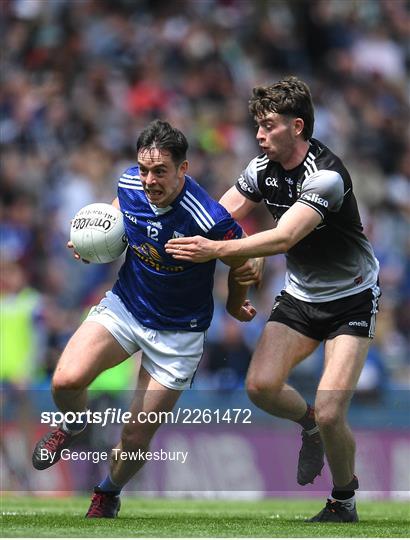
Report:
348,320,368,327
174,377,189,384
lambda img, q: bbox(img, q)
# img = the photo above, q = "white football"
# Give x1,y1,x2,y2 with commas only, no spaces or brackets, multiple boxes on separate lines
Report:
70,203,127,263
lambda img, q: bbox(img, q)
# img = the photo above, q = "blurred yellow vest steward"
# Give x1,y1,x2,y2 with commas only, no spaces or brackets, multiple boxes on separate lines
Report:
0,287,40,382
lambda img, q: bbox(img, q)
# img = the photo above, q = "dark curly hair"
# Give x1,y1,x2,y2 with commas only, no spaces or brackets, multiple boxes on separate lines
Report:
249,76,314,140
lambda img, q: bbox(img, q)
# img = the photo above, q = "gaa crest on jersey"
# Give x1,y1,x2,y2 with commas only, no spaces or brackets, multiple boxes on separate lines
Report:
125,211,138,225
172,231,185,239
265,177,278,188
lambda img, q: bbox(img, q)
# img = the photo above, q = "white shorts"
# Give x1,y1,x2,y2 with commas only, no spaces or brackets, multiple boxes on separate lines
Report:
85,291,205,390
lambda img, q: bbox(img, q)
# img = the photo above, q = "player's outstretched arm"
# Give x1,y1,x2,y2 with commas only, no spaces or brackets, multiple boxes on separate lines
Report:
165,202,321,262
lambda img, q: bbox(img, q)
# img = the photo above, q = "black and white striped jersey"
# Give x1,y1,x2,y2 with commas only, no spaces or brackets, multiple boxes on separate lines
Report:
235,138,379,302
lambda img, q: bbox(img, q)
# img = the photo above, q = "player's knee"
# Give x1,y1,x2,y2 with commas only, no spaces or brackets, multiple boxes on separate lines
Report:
246,374,282,405
52,370,87,393
314,403,344,430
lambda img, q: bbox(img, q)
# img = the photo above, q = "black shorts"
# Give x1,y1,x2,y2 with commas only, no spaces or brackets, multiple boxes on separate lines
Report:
268,285,381,341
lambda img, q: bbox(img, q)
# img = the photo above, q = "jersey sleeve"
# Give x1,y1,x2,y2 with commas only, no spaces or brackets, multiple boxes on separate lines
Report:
298,169,344,221
117,165,141,192
234,157,264,203
207,213,243,241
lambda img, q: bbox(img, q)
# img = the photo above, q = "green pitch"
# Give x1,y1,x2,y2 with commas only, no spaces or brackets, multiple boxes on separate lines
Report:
1,496,409,537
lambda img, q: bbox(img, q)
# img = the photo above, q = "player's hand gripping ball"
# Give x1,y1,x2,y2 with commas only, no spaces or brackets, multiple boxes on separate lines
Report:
70,203,127,263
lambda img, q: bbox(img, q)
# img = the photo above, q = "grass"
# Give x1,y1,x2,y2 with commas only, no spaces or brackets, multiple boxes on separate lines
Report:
1,496,409,537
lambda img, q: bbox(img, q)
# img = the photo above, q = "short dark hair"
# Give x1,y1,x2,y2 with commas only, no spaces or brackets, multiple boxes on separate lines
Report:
249,76,314,140
136,120,188,166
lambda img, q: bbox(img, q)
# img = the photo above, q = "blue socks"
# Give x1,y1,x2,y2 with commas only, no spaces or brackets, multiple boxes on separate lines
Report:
98,475,122,495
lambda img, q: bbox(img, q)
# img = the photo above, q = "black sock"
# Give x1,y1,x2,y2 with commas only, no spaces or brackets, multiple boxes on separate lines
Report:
332,475,359,500
296,404,317,431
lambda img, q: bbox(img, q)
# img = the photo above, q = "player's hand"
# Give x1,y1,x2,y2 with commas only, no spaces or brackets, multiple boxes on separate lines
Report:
67,241,90,264
227,299,257,322
232,258,265,287
165,236,220,263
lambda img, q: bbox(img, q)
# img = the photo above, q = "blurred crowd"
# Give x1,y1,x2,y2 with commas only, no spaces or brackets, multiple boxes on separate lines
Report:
1,0,409,398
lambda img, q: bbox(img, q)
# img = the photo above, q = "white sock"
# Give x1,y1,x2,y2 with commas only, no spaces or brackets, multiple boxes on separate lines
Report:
332,495,355,511
62,412,88,435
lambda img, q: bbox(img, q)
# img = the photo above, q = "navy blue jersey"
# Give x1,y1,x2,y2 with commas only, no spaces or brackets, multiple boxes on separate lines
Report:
113,167,242,331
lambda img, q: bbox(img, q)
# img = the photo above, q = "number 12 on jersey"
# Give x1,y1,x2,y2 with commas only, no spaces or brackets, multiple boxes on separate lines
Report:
147,225,159,240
